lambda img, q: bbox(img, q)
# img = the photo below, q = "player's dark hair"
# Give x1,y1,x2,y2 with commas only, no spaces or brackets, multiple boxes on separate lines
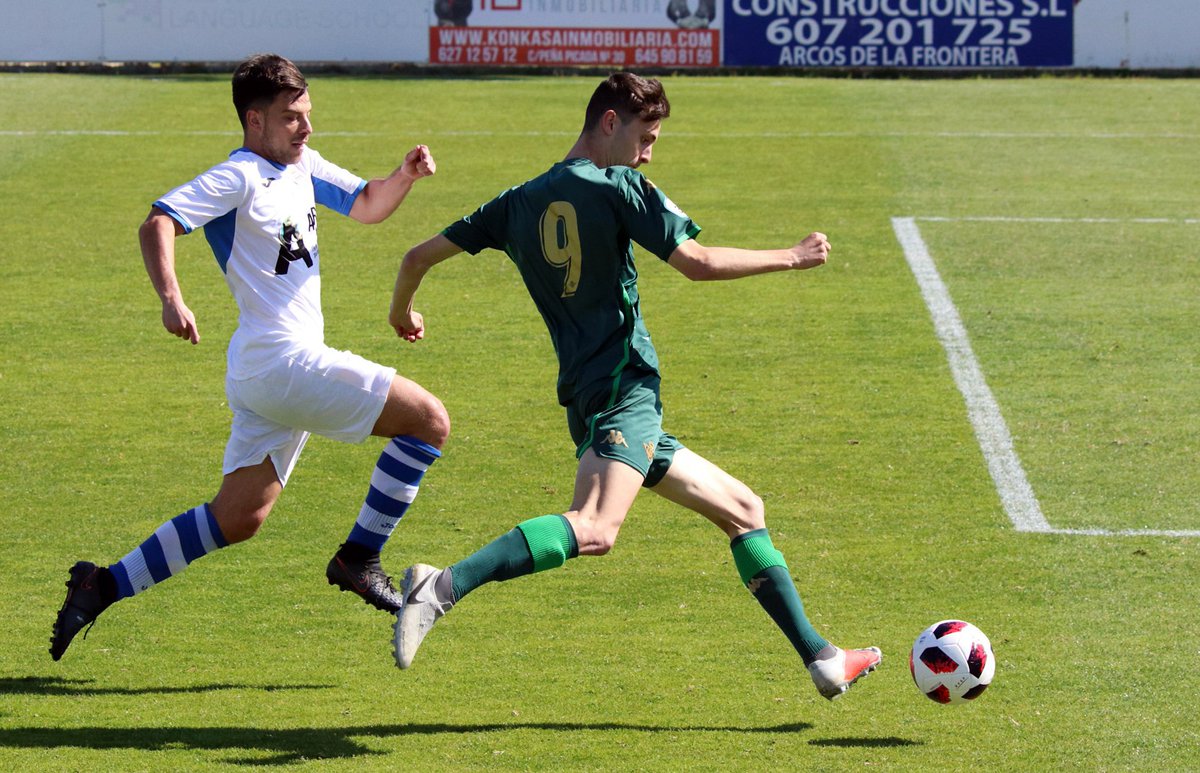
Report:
583,72,670,131
232,53,308,130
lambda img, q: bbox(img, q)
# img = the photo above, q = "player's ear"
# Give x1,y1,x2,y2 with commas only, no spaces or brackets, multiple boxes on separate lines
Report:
600,109,619,136
245,107,264,134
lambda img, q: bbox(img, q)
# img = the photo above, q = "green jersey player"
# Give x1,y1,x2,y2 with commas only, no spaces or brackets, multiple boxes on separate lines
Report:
444,158,694,409
389,72,881,701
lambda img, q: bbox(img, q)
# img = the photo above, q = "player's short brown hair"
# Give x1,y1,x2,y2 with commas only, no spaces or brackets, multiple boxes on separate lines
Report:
583,72,670,131
232,54,308,129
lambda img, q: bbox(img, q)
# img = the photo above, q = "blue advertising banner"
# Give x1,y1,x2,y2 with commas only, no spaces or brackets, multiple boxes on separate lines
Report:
725,0,1073,68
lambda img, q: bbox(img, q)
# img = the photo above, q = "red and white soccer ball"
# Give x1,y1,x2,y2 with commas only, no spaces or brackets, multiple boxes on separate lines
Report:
909,620,996,704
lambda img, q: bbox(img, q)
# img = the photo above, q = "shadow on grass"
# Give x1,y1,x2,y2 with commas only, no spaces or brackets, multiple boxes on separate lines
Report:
0,721,822,766
0,676,333,697
810,736,924,748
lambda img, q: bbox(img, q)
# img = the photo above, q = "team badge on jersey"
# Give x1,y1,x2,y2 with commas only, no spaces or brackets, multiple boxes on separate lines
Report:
644,178,689,220
275,218,313,275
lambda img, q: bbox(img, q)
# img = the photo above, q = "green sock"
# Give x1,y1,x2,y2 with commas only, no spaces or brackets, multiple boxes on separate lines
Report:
730,528,829,665
450,514,578,601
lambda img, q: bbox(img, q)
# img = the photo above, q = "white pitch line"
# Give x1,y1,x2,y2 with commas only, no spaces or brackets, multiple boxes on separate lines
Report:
1,129,1196,140
1044,528,1200,537
0,129,362,137
893,215,1200,538
891,216,1052,534
916,215,1200,225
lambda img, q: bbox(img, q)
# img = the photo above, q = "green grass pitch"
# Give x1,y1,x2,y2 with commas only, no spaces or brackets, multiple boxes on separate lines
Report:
1,71,1198,770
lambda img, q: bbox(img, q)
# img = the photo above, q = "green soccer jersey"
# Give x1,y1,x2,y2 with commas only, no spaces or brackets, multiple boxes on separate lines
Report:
443,158,701,405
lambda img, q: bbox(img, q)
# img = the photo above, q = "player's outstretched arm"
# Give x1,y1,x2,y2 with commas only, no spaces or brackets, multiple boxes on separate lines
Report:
350,145,437,224
139,207,199,344
667,232,830,281
389,234,464,342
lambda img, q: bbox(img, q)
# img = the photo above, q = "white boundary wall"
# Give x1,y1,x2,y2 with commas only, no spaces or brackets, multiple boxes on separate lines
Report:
0,0,430,64
0,0,1197,68
1073,0,1200,69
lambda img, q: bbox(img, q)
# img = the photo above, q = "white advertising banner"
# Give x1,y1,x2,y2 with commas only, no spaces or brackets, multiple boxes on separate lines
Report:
0,0,429,63
427,0,722,67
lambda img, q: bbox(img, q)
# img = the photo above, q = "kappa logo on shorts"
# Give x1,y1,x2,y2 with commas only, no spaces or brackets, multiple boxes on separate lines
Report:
643,442,655,461
603,430,628,448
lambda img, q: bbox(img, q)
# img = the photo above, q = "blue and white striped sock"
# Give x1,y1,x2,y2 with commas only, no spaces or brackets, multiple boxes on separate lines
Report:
346,435,441,553
109,504,229,600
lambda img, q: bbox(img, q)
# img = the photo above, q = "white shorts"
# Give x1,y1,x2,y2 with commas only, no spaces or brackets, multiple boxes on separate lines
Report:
223,346,395,485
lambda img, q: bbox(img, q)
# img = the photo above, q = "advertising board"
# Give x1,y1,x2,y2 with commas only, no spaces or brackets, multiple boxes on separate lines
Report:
428,0,721,68
724,0,1073,68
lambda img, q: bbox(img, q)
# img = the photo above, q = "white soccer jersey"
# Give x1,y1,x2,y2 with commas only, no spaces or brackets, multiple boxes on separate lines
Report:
154,146,365,379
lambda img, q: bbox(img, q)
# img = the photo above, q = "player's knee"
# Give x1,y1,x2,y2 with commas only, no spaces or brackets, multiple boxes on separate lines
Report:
212,504,270,544
566,514,621,556
377,381,451,448
747,492,766,526
588,530,619,556
734,490,766,531
424,395,451,449
402,393,449,449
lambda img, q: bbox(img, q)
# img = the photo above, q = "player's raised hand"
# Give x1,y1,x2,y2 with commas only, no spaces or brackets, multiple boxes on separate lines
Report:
402,145,436,180
791,231,831,270
162,299,200,344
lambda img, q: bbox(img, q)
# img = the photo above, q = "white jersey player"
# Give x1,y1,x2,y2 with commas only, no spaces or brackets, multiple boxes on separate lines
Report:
51,53,449,662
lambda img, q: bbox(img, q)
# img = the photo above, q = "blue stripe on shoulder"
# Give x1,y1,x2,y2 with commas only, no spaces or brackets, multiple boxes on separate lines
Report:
154,201,194,234
313,177,365,216
202,209,237,273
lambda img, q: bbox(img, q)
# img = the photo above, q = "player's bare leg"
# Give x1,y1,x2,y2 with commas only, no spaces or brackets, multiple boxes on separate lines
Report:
369,374,450,444
209,458,282,543
560,450,644,555
648,448,764,538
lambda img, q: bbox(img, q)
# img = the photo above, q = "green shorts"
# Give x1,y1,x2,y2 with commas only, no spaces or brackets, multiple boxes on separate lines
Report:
566,370,683,487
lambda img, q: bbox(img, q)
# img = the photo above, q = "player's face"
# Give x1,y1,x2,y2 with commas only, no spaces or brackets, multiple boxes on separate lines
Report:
612,116,660,168
248,89,313,166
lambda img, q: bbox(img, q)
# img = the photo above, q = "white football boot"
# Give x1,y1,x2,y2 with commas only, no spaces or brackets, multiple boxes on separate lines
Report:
392,564,454,669
807,646,883,700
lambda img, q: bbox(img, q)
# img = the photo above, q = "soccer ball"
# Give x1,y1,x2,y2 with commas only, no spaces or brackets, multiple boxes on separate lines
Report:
909,620,995,704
